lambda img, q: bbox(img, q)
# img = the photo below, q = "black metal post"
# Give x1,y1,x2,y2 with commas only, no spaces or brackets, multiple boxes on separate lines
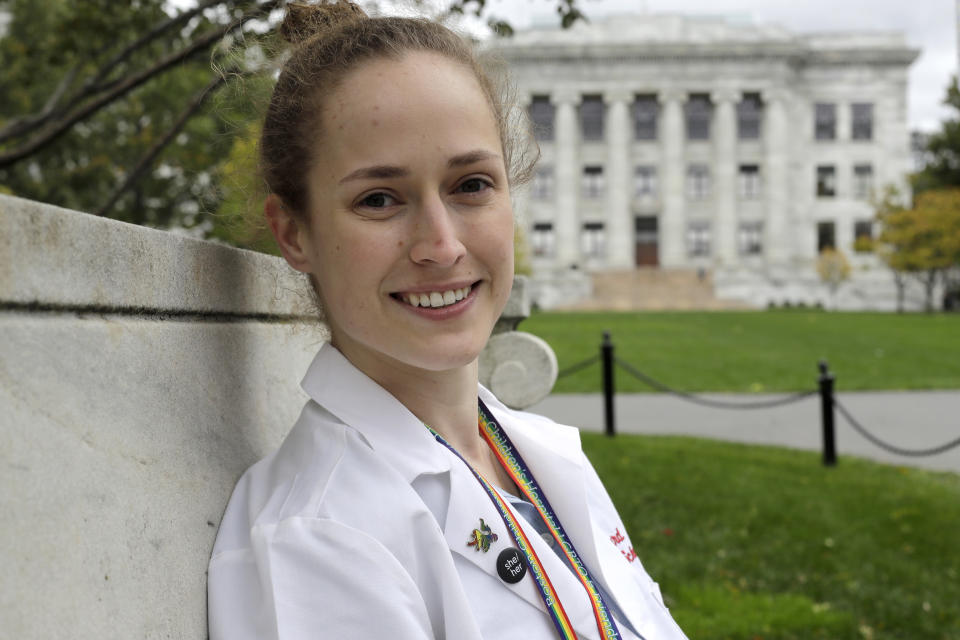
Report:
818,360,836,467
602,331,615,437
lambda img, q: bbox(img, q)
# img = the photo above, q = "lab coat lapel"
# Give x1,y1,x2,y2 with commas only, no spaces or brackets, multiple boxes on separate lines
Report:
441,449,548,615
299,343,451,483
442,461,613,640
480,390,605,583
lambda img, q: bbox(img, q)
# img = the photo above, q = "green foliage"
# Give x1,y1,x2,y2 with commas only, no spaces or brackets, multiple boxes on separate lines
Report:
0,0,275,227
522,311,960,393
513,223,532,276
585,434,960,639
912,76,960,194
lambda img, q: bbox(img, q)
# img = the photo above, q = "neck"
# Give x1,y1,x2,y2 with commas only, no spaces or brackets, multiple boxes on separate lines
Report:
334,342,488,461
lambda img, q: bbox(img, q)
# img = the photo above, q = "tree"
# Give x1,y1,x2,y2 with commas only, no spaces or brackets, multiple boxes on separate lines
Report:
876,188,960,312
816,247,851,310
0,0,583,235
912,75,960,194
873,183,910,311
0,0,278,229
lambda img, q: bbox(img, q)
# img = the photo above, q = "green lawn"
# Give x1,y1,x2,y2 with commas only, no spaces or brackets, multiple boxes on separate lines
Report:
521,311,960,393
586,433,960,640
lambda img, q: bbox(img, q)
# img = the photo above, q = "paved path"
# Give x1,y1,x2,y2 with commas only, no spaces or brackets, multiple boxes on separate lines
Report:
529,391,960,474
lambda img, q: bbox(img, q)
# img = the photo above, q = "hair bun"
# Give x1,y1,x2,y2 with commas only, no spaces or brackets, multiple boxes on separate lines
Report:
279,1,367,45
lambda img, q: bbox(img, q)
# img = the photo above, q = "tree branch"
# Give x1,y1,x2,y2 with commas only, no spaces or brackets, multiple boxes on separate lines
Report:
0,0,279,167
96,70,238,218
85,0,232,96
0,0,233,143
0,65,80,141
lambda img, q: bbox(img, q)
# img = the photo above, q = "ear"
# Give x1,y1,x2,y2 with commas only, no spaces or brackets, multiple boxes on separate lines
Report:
265,193,313,273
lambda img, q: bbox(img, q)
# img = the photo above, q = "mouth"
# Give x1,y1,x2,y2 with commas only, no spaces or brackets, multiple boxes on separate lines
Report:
392,282,478,309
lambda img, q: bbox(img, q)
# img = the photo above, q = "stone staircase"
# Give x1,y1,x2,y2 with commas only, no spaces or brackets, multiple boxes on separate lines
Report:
556,268,753,311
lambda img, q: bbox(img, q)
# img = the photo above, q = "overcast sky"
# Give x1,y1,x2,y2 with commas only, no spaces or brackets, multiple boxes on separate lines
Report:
468,0,959,132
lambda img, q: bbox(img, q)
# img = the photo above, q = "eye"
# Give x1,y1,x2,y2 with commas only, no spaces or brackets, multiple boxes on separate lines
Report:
357,191,398,209
457,177,493,194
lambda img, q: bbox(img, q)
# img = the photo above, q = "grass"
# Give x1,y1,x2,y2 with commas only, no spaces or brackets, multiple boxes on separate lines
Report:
521,311,960,393
584,433,960,640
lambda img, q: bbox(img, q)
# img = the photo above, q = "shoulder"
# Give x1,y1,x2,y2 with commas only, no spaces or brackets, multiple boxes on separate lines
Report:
211,399,421,559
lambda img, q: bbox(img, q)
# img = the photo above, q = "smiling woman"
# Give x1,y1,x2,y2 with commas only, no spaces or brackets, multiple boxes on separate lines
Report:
207,3,689,639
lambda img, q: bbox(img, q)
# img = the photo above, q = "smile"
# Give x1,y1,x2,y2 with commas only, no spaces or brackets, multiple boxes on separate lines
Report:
396,284,473,309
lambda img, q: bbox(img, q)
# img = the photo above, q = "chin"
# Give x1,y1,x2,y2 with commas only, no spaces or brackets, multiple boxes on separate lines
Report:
400,337,487,373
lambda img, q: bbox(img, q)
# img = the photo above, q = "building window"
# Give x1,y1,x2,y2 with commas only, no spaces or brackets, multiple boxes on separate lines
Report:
816,165,836,198
738,164,761,199
815,103,836,141
532,166,554,200
738,221,764,256
633,165,657,198
817,221,836,252
531,222,555,257
632,94,659,141
853,164,873,199
687,164,711,200
854,219,874,253
581,222,606,257
685,94,712,141
580,95,604,141
529,96,555,141
687,221,712,257
852,103,874,141
737,93,762,140
582,166,604,199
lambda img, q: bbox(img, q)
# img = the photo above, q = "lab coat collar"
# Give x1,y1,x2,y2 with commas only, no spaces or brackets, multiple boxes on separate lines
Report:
300,344,629,638
299,343,453,484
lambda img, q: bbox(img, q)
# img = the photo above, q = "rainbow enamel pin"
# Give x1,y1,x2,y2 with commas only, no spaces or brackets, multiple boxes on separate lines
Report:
467,518,499,552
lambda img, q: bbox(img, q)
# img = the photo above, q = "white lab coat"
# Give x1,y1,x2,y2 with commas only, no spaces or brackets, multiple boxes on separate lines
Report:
208,343,688,640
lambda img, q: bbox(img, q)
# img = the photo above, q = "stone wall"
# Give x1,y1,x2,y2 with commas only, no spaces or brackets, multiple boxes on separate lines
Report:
0,195,554,638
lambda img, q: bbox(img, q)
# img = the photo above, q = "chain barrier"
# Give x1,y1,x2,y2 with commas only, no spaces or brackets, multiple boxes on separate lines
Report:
556,354,601,380
613,356,817,410
833,398,960,457
554,332,958,462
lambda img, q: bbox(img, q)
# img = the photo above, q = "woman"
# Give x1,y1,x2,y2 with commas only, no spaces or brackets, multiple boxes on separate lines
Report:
208,2,688,639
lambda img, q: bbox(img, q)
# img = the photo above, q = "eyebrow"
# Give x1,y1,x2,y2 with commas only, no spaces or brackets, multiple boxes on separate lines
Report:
447,149,501,168
338,149,502,185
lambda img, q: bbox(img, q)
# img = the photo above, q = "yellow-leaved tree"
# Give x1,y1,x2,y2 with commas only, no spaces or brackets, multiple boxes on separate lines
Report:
816,248,851,310
876,187,960,311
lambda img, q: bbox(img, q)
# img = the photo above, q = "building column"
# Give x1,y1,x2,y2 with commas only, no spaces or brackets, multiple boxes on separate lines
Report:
763,89,790,266
553,89,580,267
659,88,686,268
712,88,739,267
605,89,633,269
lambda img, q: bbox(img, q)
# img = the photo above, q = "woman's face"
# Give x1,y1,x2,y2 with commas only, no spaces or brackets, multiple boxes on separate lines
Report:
297,51,515,376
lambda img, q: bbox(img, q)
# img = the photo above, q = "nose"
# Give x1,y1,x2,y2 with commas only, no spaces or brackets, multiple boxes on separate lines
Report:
408,194,466,267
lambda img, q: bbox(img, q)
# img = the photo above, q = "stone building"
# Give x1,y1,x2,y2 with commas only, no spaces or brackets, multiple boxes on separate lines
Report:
493,14,922,309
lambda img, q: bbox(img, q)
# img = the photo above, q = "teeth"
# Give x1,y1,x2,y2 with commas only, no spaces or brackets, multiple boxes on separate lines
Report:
400,284,473,308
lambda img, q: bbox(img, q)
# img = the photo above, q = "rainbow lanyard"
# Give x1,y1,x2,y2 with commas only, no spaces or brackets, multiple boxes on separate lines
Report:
425,400,622,640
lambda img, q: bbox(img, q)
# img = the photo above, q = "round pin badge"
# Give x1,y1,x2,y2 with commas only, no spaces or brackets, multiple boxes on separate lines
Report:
496,547,527,584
